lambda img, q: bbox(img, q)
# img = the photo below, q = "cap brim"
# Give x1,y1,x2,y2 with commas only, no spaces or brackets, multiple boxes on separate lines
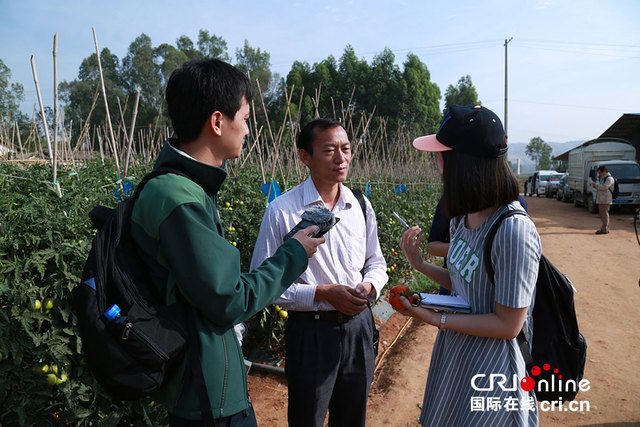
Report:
412,134,453,152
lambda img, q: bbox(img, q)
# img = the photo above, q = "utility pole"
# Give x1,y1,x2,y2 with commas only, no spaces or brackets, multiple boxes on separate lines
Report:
504,37,513,140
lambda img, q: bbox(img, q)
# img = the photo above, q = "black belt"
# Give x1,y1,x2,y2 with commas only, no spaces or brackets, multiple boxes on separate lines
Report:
288,310,355,323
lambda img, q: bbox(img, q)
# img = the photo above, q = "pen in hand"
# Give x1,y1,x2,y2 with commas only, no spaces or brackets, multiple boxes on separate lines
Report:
391,211,411,229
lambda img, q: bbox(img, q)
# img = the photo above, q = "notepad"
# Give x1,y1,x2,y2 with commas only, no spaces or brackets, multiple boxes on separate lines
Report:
419,293,472,313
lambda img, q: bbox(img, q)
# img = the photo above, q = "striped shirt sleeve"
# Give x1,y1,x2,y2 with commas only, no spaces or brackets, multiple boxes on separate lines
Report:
491,215,541,309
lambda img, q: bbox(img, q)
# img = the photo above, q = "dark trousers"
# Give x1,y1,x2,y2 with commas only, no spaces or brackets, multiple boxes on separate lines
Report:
169,406,257,427
284,309,376,427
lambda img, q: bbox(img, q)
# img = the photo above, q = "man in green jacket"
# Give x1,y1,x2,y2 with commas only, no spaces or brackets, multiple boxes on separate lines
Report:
131,59,324,426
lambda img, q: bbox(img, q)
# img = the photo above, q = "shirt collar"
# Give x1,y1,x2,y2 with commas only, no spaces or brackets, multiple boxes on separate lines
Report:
301,177,353,211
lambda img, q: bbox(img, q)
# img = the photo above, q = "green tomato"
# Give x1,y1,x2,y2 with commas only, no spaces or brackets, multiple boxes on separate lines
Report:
50,364,58,375
46,373,59,386
33,364,49,375
31,299,42,311
59,373,68,383
43,298,54,311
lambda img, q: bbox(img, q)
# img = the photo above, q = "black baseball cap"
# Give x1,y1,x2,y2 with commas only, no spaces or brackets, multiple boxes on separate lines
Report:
413,105,508,158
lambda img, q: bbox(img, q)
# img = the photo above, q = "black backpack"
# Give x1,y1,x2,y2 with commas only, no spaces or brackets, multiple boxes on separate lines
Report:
73,169,214,422
484,210,587,402
610,176,620,199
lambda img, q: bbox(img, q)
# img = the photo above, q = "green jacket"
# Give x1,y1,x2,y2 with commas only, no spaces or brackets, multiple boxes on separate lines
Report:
131,140,308,419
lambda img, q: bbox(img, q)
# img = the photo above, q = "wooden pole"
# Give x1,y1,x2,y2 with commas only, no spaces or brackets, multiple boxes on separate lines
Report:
92,27,121,177
124,87,140,177
30,55,62,197
53,33,59,172
15,121,25,160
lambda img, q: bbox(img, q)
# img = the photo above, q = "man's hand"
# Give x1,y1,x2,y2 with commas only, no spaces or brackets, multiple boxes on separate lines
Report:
292,226,326,258
353,282,373,299
591,182,597,188
315,284,368,315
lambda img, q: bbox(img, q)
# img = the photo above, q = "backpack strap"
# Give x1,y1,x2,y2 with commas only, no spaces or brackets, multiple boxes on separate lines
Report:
349,187,380,357
483,209,534,366
133,167,191,200
483,210,527,283
351,188,367,219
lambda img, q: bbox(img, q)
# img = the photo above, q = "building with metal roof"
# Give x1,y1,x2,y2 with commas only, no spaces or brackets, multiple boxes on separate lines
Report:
553,113,640,162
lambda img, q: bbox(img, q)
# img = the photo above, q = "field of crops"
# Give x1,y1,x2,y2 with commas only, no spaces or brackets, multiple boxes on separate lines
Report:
0,143,441,425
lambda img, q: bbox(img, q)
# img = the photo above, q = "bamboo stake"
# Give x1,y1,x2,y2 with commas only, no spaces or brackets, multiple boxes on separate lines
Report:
124,87,140,178
96,127,104,163
73,85,100,156
30,55,62,197
92,27,121,176
15,122,25,160
53,33,59,170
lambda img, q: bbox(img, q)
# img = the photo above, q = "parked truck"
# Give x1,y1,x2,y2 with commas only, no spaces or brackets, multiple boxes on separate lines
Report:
567,138,640,212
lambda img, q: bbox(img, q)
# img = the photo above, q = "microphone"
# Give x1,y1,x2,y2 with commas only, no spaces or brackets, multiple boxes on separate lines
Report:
283,205,340,241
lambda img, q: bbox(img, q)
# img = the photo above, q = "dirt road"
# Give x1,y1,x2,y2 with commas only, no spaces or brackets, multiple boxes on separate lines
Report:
248,196,640,426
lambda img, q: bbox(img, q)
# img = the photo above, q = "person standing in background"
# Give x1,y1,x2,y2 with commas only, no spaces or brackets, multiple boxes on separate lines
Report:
592,165,614,234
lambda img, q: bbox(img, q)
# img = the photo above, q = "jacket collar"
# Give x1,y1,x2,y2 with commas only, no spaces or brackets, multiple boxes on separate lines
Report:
154,139,227,196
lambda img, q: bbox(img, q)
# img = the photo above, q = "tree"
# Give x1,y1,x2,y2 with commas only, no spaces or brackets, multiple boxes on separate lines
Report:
443,75,480,115
337,45,371,113
400,53,441,134
0,58,24,119
155,43,189,88
526,136,552,170
121,34,163,127
176,35,202,61
369,48,402,120
235,40,274,125
197,30,229,61
0,58,30,146
59,48,126,135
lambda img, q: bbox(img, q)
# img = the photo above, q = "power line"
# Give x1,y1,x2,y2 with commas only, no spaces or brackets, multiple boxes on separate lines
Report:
516,38,640,49
509,98,636,112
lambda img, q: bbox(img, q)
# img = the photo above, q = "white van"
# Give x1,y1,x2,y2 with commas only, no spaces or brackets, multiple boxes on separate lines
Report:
532,170,558,196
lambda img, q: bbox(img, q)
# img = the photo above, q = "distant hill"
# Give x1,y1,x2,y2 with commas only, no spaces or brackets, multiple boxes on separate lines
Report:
507,140,585,174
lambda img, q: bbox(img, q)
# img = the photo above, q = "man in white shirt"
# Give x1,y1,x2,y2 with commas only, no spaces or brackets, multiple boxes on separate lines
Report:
250,118,388,427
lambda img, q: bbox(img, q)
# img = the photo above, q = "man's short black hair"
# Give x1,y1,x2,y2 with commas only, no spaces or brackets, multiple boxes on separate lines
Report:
297,118,344,155
166,59,253,143
597,165,608,173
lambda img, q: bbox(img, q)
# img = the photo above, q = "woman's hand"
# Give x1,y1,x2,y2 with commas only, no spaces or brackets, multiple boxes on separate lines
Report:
400,226,426,270
396,295,440,326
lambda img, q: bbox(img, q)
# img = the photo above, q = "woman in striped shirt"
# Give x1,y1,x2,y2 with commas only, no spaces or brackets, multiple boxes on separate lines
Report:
397,105,541,426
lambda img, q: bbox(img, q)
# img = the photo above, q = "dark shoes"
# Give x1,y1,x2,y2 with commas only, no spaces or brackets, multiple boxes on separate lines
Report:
595,230,609,235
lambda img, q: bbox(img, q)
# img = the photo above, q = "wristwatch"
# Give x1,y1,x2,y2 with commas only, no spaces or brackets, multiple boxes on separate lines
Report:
439,313,447,330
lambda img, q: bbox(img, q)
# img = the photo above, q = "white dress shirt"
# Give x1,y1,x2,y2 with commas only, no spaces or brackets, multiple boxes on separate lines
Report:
250,177,388,311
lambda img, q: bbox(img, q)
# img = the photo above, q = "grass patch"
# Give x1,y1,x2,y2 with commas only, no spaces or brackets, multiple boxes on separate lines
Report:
411,271,441,294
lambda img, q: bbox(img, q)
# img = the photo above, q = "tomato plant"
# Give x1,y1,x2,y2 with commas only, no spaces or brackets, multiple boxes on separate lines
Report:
0,155,439,425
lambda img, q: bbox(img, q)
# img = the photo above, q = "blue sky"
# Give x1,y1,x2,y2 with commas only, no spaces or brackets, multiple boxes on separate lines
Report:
1,0,639,145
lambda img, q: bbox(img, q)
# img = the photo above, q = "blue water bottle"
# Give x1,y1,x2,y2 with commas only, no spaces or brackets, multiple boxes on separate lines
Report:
104,304,127,324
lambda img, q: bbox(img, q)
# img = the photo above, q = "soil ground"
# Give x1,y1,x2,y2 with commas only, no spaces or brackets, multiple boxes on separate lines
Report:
247,195,640,426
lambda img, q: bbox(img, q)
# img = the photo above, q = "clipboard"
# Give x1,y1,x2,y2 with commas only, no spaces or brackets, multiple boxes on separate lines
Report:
419,293,472,313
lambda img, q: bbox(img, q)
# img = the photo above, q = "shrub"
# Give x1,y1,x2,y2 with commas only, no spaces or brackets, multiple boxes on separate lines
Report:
0,160,439,425
0,160,164,426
